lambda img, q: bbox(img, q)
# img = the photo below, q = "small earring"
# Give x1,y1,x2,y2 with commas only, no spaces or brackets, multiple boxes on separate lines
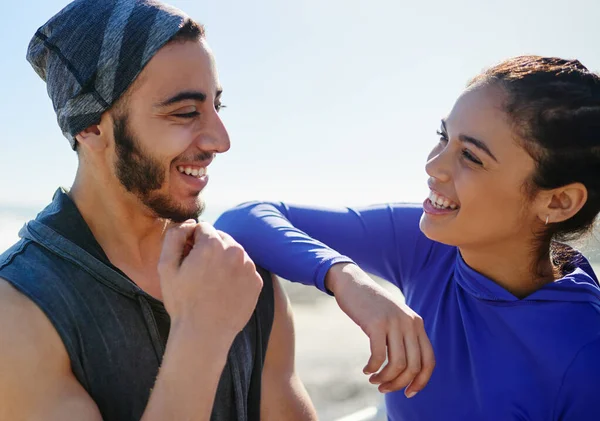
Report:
545,215,549,225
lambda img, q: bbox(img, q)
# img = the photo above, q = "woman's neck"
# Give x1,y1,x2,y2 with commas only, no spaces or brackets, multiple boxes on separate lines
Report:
459,237,556,299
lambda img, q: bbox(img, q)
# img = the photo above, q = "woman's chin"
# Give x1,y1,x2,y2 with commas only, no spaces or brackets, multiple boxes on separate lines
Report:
419,215,460,246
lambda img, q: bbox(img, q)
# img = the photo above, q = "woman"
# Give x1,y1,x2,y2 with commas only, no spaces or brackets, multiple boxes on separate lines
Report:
215,56,600,420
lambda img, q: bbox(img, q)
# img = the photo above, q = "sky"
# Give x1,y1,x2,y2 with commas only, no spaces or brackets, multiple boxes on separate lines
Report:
1,0,599,216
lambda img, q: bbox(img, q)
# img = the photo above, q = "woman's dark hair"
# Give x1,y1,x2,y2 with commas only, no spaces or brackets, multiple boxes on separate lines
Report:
470,56,600,274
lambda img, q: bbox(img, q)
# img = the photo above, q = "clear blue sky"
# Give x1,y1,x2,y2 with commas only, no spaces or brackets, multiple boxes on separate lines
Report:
1,0,599,214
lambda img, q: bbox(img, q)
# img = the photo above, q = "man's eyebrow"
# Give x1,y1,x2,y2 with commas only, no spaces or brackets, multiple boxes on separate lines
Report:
155,91,207,107
441,119,499,162
155,89,224,107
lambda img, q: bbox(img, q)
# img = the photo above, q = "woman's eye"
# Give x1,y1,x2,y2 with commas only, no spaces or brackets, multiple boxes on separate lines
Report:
462,149,482,165
436,130,448,145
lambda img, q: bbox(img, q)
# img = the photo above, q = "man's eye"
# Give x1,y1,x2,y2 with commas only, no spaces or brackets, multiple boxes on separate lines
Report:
174,111,199,118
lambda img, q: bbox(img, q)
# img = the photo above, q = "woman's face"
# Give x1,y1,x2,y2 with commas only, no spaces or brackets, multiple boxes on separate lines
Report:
419,83,542,251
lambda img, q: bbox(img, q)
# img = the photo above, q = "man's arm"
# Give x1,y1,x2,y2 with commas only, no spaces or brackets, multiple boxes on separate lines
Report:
0,278,237,421
260,275,318,421
0,273,232,421
0,279,103,421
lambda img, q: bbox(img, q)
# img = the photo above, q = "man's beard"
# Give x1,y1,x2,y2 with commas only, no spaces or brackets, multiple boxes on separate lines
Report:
113,114,206,222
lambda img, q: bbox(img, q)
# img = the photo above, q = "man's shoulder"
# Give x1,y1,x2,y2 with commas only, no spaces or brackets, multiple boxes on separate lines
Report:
0,238,72,300
0,237,32,266
0,277,68,359
0,239,93,354
0,234,92,296
0,276,34,317
0,277,97,419
0,275,34,312
0,236,59,275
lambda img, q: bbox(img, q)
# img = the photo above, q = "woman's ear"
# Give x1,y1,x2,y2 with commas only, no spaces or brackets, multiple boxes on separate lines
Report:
537,183,588,225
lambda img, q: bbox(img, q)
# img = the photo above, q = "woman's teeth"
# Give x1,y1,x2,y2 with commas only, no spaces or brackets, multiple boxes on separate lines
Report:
428,191,459,210
177,166,207,178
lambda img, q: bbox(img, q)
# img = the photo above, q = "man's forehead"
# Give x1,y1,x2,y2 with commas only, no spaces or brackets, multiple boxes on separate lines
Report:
134,40,221,101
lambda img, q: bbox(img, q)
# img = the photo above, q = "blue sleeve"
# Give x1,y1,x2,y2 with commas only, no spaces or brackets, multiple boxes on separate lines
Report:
553,335,600,421
214,201,433,293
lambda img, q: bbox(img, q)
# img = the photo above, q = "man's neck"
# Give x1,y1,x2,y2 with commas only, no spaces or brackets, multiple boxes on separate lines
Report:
69,171,169,299
459,235,555,299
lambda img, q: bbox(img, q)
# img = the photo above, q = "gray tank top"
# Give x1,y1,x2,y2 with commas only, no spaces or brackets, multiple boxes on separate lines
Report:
0,189,274,421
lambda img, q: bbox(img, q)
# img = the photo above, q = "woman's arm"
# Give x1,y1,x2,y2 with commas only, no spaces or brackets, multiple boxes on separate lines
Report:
215,201,430,293
215,201,437,397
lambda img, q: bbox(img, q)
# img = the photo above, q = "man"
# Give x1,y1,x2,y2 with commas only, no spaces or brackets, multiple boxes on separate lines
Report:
0,1,316,420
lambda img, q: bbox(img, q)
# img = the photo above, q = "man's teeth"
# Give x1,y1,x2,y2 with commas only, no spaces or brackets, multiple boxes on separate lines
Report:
428,191,459,210
177,166,207,178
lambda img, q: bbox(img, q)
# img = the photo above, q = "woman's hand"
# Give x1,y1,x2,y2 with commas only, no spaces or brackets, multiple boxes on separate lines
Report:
326,263,435,398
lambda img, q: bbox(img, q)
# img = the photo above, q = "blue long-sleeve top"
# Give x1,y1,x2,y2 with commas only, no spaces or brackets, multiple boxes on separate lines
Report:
215,201,600,421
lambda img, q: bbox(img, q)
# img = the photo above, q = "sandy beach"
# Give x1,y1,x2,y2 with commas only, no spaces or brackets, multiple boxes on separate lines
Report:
284,278,402,421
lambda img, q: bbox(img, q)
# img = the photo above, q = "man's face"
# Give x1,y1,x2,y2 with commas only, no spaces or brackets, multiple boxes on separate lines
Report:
109,38,229,222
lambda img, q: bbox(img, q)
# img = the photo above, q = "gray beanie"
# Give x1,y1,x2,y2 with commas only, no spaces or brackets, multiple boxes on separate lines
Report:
27,0,190,149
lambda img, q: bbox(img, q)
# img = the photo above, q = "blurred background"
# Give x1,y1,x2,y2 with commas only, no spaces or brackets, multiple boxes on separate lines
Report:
1,0,599,419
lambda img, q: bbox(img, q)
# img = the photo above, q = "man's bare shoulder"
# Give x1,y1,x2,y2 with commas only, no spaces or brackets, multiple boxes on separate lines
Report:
0,277,58,342
0,276,63,341
0,278,102,420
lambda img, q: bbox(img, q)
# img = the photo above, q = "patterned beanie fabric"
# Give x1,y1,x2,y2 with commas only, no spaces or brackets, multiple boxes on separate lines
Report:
27,0,190,149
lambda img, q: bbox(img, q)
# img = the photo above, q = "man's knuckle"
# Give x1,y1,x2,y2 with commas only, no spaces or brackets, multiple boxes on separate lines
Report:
253,272,264,287
228,246,247,264
245,259,258,273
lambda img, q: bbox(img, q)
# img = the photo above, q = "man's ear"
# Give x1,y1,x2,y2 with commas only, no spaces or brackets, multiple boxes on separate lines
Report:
75,123,107,152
